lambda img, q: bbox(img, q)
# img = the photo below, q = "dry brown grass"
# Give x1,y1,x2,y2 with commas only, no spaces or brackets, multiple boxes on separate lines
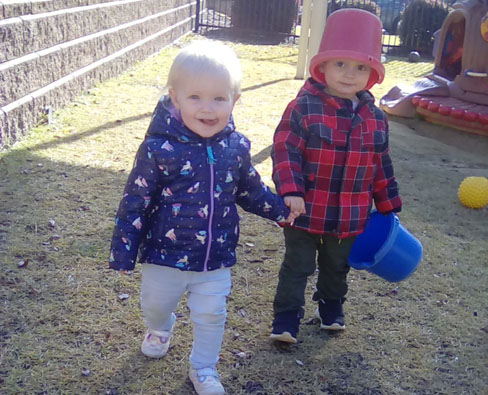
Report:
1,33,487,394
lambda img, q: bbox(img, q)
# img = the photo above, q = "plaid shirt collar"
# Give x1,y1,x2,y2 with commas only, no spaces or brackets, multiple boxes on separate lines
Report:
298,78,376,112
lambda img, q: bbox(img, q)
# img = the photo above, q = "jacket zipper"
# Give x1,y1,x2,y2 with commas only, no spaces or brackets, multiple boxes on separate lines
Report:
337,106,355,236
203,144,215,271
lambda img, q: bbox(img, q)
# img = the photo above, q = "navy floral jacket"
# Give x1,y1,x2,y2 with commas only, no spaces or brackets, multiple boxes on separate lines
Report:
109,96,289,272
272,78,402,238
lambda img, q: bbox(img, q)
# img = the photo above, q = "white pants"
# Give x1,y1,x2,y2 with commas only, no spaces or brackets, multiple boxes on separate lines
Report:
140,264,231,370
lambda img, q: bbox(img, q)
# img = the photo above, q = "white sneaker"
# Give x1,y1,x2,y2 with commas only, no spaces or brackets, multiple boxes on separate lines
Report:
140,328,172,358
188,367,225,395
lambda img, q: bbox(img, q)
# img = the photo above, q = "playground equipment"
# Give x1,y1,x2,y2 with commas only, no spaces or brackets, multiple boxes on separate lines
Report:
380,0,488,136
458,176,488,208
295,0,327,79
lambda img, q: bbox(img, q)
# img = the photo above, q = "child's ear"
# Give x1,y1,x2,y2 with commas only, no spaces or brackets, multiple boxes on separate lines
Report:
318,62,327,74
232,93,241,106
169,88,180,109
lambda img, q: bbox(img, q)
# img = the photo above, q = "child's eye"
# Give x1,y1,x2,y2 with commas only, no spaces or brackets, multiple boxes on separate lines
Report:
215,96,228,102
357,65,368,71
189,95,199,100
336,61,344,68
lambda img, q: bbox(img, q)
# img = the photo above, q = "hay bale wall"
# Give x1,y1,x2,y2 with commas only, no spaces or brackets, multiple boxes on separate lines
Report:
0,0,200,149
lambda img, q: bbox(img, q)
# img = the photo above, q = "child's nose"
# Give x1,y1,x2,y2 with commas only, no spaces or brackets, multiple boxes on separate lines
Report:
344,66,357,77
200,100,214,112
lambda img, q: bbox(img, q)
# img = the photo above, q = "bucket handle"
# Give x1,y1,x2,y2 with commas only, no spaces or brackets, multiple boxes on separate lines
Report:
350,260,373,270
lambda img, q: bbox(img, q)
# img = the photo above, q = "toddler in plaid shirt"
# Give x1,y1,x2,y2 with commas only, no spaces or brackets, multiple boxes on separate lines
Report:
270,8,402,343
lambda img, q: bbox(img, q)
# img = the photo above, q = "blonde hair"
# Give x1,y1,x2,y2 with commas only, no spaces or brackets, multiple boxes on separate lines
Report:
166,40,242,97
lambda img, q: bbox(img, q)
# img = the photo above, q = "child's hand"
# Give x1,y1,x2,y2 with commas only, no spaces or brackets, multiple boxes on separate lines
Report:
380,211,399,218
284,196,306,223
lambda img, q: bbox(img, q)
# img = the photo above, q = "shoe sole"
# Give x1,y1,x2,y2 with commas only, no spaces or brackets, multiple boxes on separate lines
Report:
141,346,168,358
319,323,345,331
315,309,345,331
270,331,297,344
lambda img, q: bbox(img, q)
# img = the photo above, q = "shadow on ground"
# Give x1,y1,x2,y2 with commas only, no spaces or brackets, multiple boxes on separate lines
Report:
1,37,487,394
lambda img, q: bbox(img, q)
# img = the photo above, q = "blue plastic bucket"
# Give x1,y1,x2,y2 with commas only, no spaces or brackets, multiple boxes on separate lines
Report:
348,211,422,282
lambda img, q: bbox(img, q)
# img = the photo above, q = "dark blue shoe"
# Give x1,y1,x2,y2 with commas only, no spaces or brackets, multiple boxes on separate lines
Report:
270,310,302,343
315,299,345,330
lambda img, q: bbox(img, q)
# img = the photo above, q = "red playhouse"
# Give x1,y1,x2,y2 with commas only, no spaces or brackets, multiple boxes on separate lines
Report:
380,0,488,136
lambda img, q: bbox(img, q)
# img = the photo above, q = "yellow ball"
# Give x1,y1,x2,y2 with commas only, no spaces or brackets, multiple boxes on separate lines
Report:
458,177,488,208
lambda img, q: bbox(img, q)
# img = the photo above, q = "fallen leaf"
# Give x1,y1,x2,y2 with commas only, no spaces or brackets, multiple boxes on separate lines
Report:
17,259,29,268
244,381,263,392
378,287,399,297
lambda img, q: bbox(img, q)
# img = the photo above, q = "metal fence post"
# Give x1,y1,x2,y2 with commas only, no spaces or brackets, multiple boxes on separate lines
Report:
194,0,201,32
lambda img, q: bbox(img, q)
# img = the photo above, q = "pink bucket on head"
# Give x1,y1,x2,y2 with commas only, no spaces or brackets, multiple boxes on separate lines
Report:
309,8,385,90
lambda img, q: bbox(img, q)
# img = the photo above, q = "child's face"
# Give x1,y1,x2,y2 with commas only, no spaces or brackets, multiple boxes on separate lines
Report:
169,73,240,138
319,59,371,100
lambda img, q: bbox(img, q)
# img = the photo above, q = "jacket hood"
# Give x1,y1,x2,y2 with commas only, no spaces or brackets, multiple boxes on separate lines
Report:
145,95,236,143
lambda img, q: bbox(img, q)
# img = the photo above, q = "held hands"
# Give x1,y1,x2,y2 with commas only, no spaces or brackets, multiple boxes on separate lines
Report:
284,196,306,224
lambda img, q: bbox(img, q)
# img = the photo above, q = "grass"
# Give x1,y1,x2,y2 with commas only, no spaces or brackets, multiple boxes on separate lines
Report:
1,33,487,394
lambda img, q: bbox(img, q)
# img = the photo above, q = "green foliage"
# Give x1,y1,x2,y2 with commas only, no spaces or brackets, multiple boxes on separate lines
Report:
399,0,449,54
328,0,381,17
231,0,298,34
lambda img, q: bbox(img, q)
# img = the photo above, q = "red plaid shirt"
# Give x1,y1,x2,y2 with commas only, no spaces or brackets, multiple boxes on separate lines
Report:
272,78,402,238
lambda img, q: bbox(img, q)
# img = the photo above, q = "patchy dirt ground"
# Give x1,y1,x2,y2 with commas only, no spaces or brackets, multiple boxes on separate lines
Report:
0,34,487,394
